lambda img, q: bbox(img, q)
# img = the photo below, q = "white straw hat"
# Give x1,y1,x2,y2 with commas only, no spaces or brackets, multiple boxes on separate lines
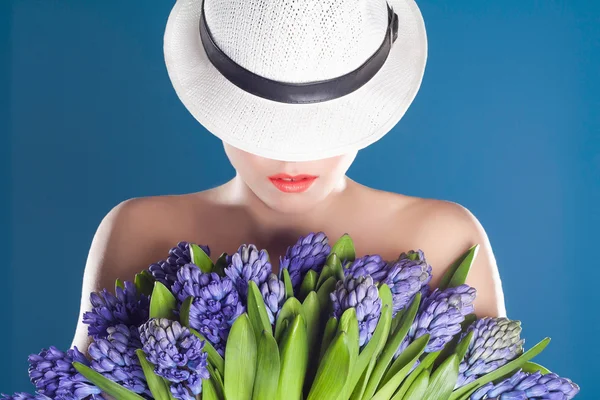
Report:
164,0,427,161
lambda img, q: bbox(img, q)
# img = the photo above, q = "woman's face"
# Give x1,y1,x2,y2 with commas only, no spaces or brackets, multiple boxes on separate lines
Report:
223,142,357,214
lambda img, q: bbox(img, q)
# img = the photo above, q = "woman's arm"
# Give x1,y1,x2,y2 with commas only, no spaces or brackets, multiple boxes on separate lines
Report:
461,212,506,318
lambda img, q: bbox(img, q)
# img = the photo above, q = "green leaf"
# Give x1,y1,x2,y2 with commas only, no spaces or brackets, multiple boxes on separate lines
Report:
521,361,552,375
316,265,335,290
141,269,155,280
371,334,430,400
447,246,479,288
383,334,429,389
438,245,479,290
277,314,309,400
461,314,477,332
72,362,146,400
135,349,173,400
207,363,225,400
393,351,440,400
394,368,429,400
331,234,356,263
298,270,318,302
278,319,289,343
189,327,224,376
214,252,229,276
302,291,322,350
393,351,441,400
449,338,551,400
190,243,213,273
378,284,393,311
327,253,345,281
252,330,281,400
350,357,376,400
202,377,220,400
364,292,421,397
149,281,177,320
338,307,359,365
274,297,305,343
307,331,351,400
346,304,392,400
134,272,154,296
454,331,474,362
335,308,360,400
389,309,406,336
423,354,460,400
282,268,294,299
179,296,193,327
302,292,323,394
115,278,125,291
247,281,273,341
302,291,323,388
320,317,339,361
224,313,257,400
316,276,337,316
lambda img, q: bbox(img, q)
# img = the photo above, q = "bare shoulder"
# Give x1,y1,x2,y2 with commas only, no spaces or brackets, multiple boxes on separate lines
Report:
386,194,507,318
405,197,486,235
69,191,213,350
86,191,218,278
92,196,189,259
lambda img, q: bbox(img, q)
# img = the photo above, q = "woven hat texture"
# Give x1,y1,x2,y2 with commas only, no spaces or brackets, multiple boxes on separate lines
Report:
164,0,428,161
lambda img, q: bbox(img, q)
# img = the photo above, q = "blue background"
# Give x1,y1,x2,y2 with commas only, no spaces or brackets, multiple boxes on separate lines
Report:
2,0,599,397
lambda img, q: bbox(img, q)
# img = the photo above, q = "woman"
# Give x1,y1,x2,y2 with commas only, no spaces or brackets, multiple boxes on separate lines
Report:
71,0,506,353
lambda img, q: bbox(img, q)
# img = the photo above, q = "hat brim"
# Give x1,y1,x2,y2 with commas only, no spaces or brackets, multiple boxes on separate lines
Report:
163,0,427,161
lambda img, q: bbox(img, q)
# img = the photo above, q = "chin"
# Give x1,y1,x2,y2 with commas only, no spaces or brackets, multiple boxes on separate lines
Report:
264,195,323,215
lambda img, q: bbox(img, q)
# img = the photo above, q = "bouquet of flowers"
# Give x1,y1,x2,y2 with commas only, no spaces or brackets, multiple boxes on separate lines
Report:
3,233,580,400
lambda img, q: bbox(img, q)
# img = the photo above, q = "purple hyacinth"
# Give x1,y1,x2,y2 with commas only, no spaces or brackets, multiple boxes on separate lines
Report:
260,273,286,324
382,250,432,316
345,254,389,282
148,242,211,289
172,266,245,356
457,317,524,388
25,346,103,400
280,232,330,290
139,318,210,400
395,284,477,357
88,324,149,396
470,370,580,400
224,244,272,300
331,275,382,347
82,280,150,339
0,394,52,399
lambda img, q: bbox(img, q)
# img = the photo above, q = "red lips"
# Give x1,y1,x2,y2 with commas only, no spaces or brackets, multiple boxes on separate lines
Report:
268,174,318,180
268,174,318,193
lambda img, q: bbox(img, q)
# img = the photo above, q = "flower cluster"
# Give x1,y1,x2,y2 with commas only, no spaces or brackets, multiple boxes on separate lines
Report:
383,250,432,315
173,265,245,355
139,318,209,400
148,242,210,289
457,317,524,388
88,324,149,395
261,273,286,324
224,244,271,299
345,254,388,282
470,370,580,399
331,275,382,346
280,232,330,289
396,284,476,357
83,280,150,339
5,346,103,400
4,232,580,400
